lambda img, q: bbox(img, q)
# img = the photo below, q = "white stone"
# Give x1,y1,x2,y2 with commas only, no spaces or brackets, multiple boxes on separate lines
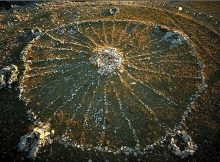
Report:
171,137,175,143
189,150,195,155
44,132,50,137
178,7,183,11
51,130,55,134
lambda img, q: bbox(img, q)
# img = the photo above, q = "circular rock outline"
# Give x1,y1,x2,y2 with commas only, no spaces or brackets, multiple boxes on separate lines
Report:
20,19,207,155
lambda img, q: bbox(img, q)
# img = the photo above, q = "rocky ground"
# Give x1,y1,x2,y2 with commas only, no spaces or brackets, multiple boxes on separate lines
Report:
0,1,219,162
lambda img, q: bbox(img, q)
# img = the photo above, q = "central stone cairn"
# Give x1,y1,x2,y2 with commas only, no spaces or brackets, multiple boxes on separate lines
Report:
90,47,124,75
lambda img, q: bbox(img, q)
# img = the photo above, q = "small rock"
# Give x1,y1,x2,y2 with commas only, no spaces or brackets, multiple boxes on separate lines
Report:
31,28,42,35
44,132,50,137
105,146,108,151
110,7,119,15
178,7,183,11
133,152,137,157
168,144,171,150
194,144,198,150
125,151,129,156
51,130,55,134
189,150,195,155
175,150,181,156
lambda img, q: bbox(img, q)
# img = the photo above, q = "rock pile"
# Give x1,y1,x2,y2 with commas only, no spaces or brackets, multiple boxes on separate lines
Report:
109,7,119,15
0,64,18,89
163,31,187,48
18,123,53,159
18,131,40,159
168,130,198,158
90,47,123,75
